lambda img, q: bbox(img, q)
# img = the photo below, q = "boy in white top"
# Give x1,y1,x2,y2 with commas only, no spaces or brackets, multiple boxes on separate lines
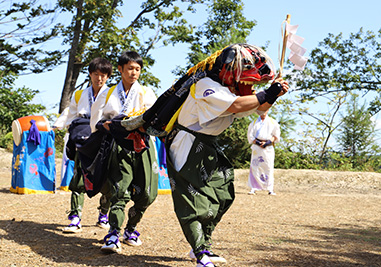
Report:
90,51,158,253
57,58,113,233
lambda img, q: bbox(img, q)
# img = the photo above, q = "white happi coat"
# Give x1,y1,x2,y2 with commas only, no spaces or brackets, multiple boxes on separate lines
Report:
90,81,156,132
53,84,108,181
53,85,108,129
169,77,259,172
247,115,280,192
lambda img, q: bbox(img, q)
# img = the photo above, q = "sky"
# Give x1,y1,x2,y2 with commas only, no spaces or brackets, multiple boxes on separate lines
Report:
13,0,381,131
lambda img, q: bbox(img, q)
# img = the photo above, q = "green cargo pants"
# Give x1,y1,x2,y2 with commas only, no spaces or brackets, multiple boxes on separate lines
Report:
107,138,158,233
166,125,235,259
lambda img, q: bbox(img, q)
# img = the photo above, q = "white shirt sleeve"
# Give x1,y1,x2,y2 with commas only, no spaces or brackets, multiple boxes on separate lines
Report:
143,86,157,109
53,107,69,130
272,119,281,143
194,79,238,126
247,120,256,144
64,93,80,127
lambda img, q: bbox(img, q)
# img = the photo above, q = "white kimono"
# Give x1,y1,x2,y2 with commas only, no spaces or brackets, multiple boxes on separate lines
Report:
247,115,280,192
169,77,259,171
53,84,108,183
90,81,156,132
65,85,108,127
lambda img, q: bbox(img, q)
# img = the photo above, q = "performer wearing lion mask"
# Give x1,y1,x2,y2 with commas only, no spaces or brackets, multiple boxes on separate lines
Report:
123,43,289,267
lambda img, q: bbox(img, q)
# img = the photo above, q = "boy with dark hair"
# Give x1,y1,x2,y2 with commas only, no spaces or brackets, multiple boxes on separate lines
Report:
90,51,158,253
58,57,113,233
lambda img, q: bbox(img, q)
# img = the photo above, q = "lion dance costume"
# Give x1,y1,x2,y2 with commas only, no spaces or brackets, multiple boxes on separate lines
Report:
122,44,283,267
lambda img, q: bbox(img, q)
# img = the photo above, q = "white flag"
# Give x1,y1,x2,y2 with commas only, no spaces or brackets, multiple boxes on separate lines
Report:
286,23,308,70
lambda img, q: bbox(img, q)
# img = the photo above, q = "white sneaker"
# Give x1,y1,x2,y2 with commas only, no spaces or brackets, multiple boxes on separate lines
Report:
96,212,110,230
248,188,256,195
196,254,215,267
189,249,197,262
190,249,227,264
101,230,121,253
62,215,82,233
268,191,277,196
122,229,142,246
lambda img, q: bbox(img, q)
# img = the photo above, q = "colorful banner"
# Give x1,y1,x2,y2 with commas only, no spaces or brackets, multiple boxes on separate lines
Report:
11,130,56,194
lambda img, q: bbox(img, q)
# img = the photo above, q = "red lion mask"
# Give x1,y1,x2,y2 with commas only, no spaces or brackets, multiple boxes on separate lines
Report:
218,44,275,96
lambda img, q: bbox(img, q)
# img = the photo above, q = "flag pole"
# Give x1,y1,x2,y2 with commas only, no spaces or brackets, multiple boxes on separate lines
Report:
279,14,291,78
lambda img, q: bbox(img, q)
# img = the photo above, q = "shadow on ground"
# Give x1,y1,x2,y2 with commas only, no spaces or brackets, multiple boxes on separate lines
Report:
0,219,186,266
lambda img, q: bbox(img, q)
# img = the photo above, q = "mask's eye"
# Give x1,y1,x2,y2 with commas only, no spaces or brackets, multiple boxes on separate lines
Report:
254,52,266,64
242,58,253,69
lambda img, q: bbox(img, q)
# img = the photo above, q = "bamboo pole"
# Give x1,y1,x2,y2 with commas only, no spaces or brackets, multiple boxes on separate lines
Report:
279,14,291,78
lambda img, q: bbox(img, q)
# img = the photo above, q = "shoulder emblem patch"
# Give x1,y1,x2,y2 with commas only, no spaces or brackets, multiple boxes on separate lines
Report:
203,89,215,97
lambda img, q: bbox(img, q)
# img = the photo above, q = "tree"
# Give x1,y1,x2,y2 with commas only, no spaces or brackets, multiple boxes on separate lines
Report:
267,99,297,141
0,72,45,133
284,28,381,164
337,94,377,163
176,0,256,168
0,0,63,76
57,0,206,113
180,0,256,71
218,117,252,168
292,28,381,115
294,92,348,163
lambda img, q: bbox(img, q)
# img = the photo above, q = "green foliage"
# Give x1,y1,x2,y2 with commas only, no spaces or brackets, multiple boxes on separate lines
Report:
218,117,252,169
57,0,209,111
274,143,319,170
177,0,256,73
336,94,379,167
44,112,66,157
53,128,67,158
0,72,45,133
320,150,381,172
292,28,381,115
0,131,14,151
0,0,63,75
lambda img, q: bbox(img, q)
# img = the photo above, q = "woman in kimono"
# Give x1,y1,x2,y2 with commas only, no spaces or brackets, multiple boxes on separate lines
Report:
247,110,280,195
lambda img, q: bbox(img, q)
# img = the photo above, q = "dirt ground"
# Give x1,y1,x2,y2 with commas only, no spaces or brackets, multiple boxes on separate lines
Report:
0,147,380,267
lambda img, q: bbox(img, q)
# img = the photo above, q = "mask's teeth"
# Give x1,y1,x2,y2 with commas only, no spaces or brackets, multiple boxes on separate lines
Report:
239,81,253,86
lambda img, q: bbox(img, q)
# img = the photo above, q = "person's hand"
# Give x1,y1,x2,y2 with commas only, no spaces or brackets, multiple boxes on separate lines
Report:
272,77,289,97
261,140,272,148
103,121,111,131
255,139,262,146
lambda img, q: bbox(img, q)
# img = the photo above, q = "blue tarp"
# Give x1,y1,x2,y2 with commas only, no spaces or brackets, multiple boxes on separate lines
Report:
11,130,56,194
60,158,74,191
59,133,74,191
154,137,171,194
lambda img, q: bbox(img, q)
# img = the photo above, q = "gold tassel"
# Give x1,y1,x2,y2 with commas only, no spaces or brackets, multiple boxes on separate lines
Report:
186,46,228,75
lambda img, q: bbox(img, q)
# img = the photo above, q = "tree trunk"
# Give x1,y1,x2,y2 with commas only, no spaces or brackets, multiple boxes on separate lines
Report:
59,62,83,113
58,0,84,114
